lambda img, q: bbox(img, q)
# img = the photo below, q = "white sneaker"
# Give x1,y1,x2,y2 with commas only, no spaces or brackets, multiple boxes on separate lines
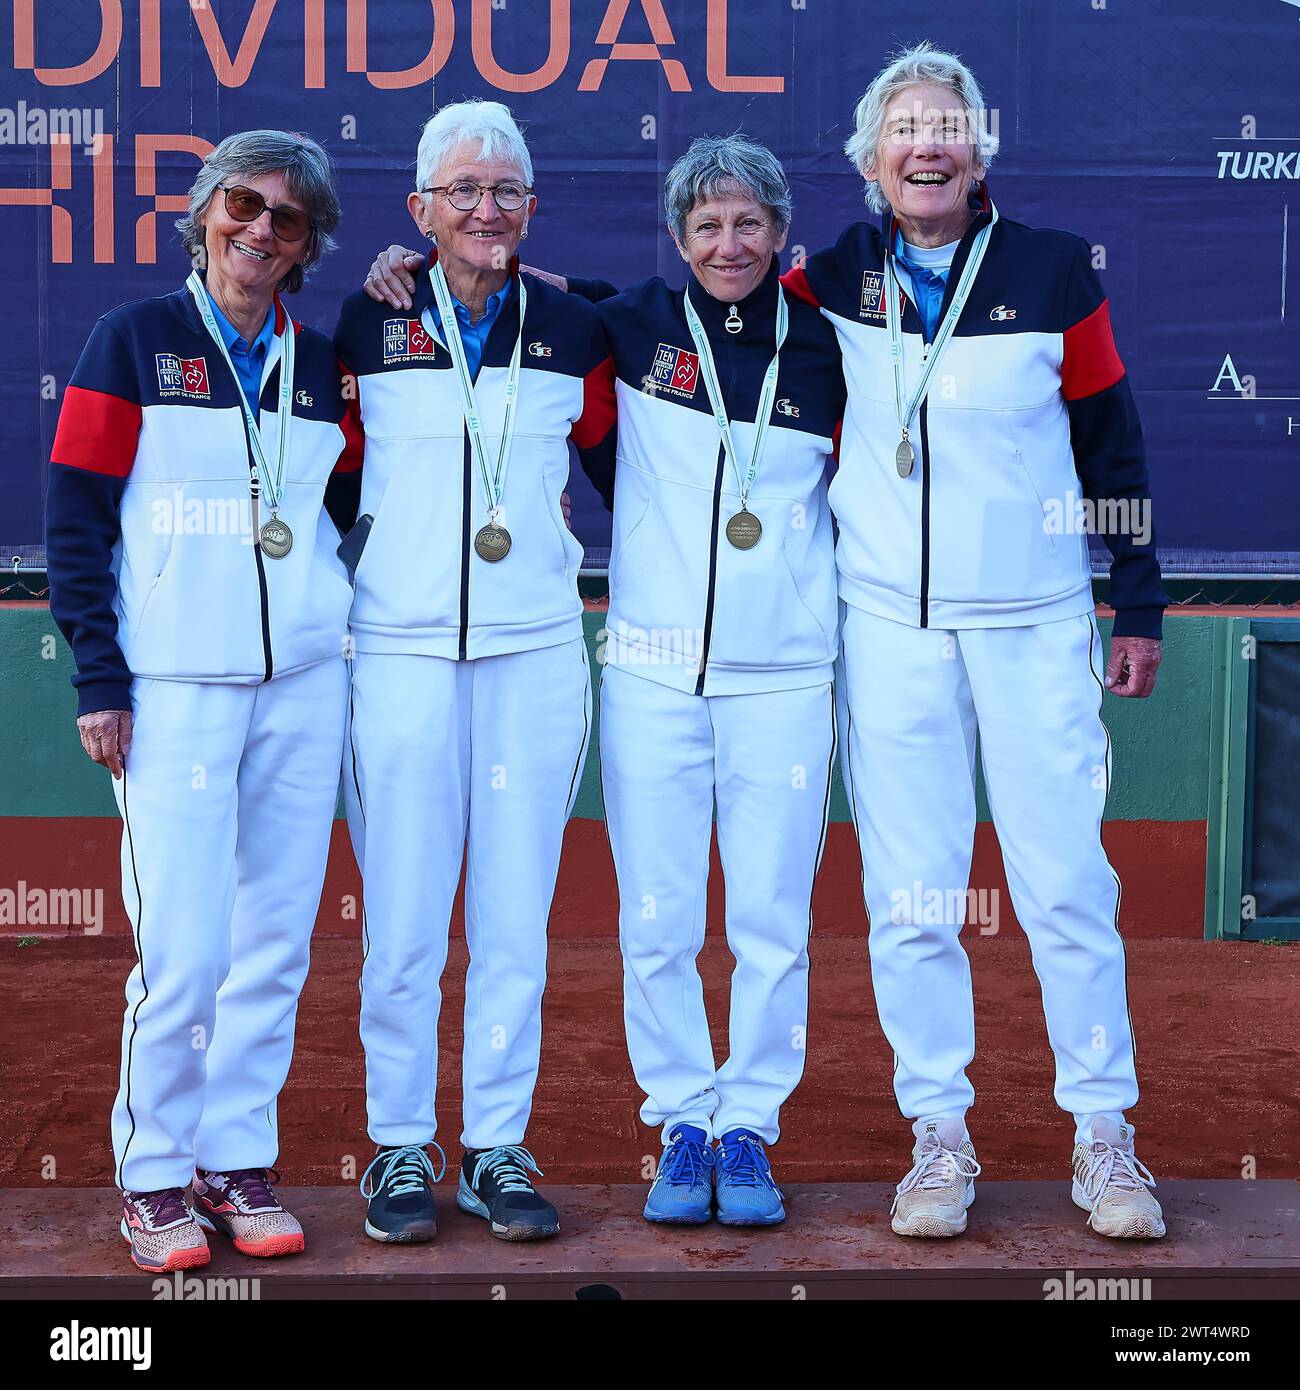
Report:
1072,1118,1166,1239
890,1118,981,1238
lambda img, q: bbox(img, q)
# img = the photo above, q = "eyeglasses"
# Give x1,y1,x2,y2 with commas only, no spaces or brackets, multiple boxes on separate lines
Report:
217,184,314,242
423,180,533,213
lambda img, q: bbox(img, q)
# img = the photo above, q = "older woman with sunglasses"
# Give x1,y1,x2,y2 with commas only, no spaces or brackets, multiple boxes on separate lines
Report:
46,130,358,1272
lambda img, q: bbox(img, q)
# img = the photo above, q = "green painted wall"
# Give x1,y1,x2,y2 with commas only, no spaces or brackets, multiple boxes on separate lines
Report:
1,604,1214,822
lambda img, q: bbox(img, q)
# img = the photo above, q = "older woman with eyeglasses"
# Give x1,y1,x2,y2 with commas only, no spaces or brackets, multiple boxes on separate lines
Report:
46,129,357,1272
784,42,1168,1241
332,99,615,1247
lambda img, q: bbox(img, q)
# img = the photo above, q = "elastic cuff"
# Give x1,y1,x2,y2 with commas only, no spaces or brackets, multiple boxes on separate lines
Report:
76,679,132,716
1110,606,1165,640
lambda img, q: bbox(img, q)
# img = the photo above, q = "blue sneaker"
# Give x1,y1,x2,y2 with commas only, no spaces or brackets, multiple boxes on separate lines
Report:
643,1124,715,1224
360,1142,446,1243
715,1129,786,1226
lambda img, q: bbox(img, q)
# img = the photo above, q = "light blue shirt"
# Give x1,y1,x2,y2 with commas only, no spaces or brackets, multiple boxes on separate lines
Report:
433,282,510,380
894,232,958,342
207,293,275,414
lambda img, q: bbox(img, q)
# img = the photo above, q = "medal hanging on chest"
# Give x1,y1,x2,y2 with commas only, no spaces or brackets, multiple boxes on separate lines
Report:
188,270,297,558
426,259,526,563
682,283,788,551
883,203,998,485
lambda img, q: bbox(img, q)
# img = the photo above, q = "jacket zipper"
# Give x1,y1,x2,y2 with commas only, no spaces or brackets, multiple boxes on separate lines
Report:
238,407,274,682
919,396,932,629
695,440,727,695
458,428,471,661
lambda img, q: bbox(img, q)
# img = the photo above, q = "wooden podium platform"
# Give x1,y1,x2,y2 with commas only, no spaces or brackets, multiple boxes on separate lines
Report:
3,1181,1296,1300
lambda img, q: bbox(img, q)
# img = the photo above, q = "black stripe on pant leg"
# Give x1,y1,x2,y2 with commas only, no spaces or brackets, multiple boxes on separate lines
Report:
564,642,591,819
348,679,371,970
116,771,148,1191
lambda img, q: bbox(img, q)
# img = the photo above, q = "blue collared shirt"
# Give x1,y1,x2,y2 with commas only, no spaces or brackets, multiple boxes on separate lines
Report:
433,282,510,380
207,293,275,414
893,231,958,342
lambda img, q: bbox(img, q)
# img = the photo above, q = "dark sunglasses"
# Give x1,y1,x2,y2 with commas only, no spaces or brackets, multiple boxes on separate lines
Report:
217,184,313,243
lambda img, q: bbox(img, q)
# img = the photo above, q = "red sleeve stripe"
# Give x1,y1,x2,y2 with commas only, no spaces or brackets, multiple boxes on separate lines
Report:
780,265,820,308
571,354,617,448
1061,299,1125,401
334,359,364,474
50,385,141,478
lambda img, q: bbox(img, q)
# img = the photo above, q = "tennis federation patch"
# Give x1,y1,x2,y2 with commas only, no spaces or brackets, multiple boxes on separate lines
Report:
155,354,210,399
649,343,699,399
383,318,438,364
859,271,886,319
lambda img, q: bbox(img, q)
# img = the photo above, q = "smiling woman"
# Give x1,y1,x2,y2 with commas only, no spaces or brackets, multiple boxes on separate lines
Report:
44,127,360,1274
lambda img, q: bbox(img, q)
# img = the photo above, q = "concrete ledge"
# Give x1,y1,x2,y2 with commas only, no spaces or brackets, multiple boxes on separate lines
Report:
3,1181,1296,1300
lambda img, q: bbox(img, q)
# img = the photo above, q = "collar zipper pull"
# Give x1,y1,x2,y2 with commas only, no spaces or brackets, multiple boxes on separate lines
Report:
725,304,743,334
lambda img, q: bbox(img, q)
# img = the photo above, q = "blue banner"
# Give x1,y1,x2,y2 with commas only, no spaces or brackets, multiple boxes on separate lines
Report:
2,0,1298,572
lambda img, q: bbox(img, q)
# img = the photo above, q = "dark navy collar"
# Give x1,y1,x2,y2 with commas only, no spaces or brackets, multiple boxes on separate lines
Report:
683,256,782,339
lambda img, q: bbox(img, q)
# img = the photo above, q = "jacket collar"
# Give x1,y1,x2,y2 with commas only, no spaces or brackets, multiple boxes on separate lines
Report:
411,246,520,319
683,255,782,340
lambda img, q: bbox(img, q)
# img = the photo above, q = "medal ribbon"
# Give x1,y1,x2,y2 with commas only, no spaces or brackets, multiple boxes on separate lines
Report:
187,270,294,516
883,202,998,443
425,259,525,523
682,283,788,511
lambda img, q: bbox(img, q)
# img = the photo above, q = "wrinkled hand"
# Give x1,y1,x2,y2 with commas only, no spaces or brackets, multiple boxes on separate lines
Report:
1105,635,1161,699
363,245,423,308
520,264,568,293
77,709,133,778
561,491,573,530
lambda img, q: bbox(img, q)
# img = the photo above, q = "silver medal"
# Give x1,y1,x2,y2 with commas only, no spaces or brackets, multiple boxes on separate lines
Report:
259,516,293,558
725,508,762,550
895,436,915,479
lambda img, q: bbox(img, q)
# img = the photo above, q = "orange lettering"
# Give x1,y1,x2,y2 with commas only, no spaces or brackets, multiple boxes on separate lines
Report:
190,0,277,88
135,134,213,265
93,132,114,263
0,134,73,261
706,0,782,93
14,0,123,86
579,0,689,93
347,0,454,90
472,0,569,93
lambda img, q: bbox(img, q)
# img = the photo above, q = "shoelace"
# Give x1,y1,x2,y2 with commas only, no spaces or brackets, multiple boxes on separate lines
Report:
201,1167,282,1213
469,1144,542,1194
128,1187,192,1228
1081,1142,1156,1200
360,1142,447,1199
891,1138,982,1214
718,1136,780,1193
657,1135,716,1188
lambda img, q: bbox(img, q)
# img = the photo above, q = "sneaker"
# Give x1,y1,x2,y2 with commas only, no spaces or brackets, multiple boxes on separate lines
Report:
890,1118,981,1238
643,1124,715,1224
360,1143,445,1243
120,1187,211,1272
457,1144,559,1242
1072,1118,1166,1239
715,1129,786,1226
192,1167,305,1258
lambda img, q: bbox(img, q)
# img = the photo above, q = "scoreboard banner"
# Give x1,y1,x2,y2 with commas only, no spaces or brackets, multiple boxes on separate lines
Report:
2,0,1299,572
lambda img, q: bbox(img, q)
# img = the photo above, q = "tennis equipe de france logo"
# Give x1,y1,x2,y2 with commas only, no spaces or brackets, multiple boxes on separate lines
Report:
860,271,886,319
155,353,210,398
383,318,437,364
650,343,700,398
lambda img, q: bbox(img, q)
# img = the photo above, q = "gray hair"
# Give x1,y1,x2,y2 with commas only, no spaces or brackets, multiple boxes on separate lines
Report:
175,129,340,294
844,42,999,214
414,99,533,194
663,134,792,243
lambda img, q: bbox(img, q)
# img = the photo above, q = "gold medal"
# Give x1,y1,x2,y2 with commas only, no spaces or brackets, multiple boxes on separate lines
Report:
259,516,293,558
895,436,915,479
725,508,762,550
474,523,512,562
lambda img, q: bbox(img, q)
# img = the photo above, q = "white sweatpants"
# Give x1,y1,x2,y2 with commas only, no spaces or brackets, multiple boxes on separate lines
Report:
345,638,591,1150
111,657,349,1192
599,664,835,1145
837,605,1137,1124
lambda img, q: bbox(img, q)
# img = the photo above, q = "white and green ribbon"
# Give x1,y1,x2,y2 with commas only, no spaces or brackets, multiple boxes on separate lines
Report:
187,270,294,515
424,258,525,524
883,203,998,443
682,283,788,511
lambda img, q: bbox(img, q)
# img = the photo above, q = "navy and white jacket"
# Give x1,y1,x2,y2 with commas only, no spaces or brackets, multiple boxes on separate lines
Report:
47,283,360,716
331,253,615,661
785,189,1168,638
579,260,846,696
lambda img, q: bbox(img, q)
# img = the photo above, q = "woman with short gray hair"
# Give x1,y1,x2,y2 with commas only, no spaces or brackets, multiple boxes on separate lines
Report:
366,132,847,1226
784,41,1168,1242
46,128,357,1271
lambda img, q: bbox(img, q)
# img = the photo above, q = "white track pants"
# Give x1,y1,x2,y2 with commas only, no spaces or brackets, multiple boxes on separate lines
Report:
837,605,1137,1124
600,664,835,1145
111,658,349,1192
345,639,590,1150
